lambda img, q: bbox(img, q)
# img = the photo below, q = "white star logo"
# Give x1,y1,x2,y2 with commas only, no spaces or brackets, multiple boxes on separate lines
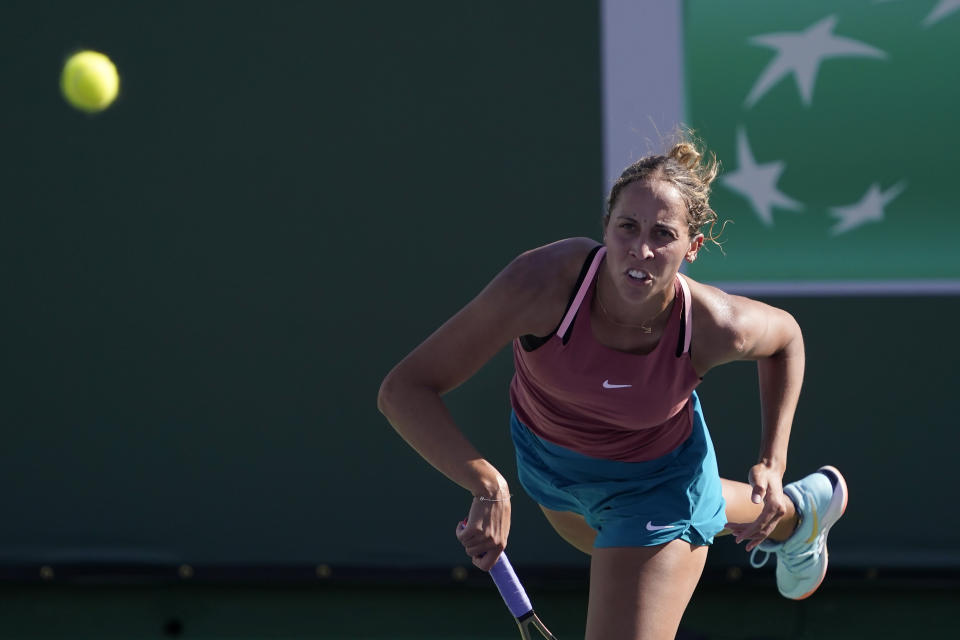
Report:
745,15,887,108
829,182,907,236
924,0,960,27
876,0,960,26
721,128,803,227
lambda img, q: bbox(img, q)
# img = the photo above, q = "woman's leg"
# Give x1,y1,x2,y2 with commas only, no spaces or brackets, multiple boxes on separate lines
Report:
721,478,797,541
541,481,798,545
587,541,708,640
540,506,596,555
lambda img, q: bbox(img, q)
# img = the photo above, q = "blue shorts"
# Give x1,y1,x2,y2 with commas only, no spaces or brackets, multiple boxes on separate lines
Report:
510,391,726,548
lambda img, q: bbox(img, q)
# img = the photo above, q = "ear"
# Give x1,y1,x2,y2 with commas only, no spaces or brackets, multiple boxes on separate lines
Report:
601,214,610,241
685,234,704,263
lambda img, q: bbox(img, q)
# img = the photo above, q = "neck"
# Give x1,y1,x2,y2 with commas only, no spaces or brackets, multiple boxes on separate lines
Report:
595,269,674,332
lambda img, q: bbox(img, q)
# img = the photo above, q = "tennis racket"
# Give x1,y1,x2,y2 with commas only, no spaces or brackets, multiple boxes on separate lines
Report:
458,522,557,639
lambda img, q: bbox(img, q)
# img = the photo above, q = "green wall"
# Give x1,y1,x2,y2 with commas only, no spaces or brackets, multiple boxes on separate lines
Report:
697,294,960,568
0,0,602,572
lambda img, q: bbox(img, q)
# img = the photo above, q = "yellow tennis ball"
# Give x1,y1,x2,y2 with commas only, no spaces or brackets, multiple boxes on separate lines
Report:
60,50,119,113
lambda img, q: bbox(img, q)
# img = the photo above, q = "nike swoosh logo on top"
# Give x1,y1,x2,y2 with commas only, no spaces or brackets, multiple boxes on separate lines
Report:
602,380,632,389
645,521,679,531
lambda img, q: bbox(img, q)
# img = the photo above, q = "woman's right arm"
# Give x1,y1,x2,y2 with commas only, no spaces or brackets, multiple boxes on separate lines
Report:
376,238,592,569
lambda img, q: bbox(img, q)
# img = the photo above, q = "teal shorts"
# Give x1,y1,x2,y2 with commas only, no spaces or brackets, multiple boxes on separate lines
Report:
510,391,726,548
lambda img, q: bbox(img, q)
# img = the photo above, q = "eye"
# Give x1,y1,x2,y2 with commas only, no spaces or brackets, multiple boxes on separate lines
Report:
655,227,676,239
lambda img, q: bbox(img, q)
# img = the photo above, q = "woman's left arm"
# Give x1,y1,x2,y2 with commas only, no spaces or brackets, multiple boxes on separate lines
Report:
696,290,805,549
743,301,804,547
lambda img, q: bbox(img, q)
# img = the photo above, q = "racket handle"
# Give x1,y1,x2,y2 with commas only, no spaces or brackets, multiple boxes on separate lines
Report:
457,520,533,619
489,553,533,619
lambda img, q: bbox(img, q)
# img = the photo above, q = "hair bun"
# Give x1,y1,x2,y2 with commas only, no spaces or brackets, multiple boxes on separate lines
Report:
669,142,702,170
606,130,724,249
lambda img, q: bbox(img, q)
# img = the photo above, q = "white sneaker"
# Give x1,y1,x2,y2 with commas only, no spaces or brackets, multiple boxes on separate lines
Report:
750,466,848,600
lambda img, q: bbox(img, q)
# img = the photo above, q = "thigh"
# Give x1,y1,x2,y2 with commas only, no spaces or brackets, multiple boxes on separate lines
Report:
586,540,708,640
540,506,596,555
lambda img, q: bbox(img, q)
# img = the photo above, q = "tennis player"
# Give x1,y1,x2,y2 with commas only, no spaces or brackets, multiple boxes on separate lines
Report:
378,137,847,640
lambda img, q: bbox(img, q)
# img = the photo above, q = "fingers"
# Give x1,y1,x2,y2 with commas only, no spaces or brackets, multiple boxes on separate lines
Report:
456,502,510,572
457,527,499,557
730,497,788,551
739,464,788,549
471,547,503,571
456,521,505,570
743,517,779,551
748,467,769,505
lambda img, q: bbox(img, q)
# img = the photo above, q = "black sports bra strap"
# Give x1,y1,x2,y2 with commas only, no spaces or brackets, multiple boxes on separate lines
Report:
518,244,603,352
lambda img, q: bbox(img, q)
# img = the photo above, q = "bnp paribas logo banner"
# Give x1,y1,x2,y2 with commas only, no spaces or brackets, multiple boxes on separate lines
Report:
683,0,959,293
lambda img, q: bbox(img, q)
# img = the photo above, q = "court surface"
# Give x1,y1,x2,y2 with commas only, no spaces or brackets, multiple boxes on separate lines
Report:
0,577,955,639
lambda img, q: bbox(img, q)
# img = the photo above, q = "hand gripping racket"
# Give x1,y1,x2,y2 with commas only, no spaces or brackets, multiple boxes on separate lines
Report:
458,522,557,639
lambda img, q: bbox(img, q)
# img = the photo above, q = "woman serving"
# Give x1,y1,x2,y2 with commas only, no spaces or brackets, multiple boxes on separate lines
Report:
378,137,847,640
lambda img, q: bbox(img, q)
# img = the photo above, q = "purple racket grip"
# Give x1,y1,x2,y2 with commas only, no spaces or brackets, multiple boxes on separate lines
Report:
489,553,533,619
456,521,533,619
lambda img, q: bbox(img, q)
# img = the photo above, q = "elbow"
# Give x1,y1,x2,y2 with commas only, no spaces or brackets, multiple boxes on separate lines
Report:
377,365,422,418
785,312,804,353
378,362,443,419
771,312,804,363
377,369,400,418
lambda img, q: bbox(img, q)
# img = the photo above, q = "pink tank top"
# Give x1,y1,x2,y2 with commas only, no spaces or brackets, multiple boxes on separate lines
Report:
509,246,701,462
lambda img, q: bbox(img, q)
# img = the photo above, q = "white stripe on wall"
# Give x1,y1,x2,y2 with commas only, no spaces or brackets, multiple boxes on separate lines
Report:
600,0,685,192
707,280,960,297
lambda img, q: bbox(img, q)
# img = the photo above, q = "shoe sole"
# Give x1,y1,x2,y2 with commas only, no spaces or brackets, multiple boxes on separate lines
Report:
793,465,848,600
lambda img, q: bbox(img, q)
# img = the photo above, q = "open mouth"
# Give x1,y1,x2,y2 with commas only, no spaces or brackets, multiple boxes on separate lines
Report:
626,269,651,283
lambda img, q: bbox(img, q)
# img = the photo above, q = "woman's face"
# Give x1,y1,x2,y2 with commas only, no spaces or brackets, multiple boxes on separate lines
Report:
603,179,703,304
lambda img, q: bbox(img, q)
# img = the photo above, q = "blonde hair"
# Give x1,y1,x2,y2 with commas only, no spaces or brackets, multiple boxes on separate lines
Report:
606,133,724,246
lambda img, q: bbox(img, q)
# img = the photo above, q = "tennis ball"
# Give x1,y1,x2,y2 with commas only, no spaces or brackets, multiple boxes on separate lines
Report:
60,50,119,113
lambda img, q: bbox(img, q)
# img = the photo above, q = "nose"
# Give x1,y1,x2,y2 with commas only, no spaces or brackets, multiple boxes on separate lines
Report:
629,239,655,260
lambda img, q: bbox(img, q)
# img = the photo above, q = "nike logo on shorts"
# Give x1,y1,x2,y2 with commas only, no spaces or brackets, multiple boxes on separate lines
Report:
645,521,679,531
603,380,632,389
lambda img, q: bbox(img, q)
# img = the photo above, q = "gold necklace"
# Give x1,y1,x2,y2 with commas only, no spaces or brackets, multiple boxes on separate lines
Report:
595,280,662,334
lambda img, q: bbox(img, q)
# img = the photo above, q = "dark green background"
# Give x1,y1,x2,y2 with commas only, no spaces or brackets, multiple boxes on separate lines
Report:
1,0,956,581
0,0,602,571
